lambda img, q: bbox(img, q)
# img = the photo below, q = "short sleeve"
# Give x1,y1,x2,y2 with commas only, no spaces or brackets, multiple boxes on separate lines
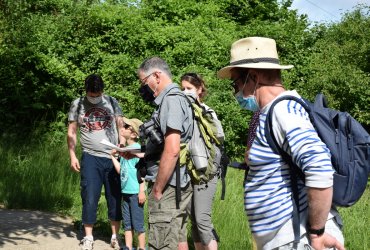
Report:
159,95,188,134
110,96,123,116
68,98,80,122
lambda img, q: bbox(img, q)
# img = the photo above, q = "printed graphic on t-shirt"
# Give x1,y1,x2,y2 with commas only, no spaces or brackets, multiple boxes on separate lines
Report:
80,107,113,132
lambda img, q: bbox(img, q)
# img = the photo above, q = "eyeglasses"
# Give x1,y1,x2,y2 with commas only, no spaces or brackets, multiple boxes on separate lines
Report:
139,71,162,85
230,77,242,92
139,73,153,85
231,72,250,93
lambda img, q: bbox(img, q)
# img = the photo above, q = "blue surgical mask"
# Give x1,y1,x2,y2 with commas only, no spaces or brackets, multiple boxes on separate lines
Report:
235,91,259,112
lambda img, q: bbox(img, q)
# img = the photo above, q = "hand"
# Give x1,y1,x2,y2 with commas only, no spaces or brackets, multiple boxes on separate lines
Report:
70,156,80,172
138,191,146,205
310,233,345,250
245,148,250,165
121,151,136,160
111,149,118,156
133,152,145,158
152,185,163,201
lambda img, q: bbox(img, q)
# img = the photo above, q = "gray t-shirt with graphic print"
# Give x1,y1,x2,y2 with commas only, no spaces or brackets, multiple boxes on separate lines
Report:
68,95,123,158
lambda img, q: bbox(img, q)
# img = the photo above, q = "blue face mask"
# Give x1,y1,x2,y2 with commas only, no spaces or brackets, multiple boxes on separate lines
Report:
235,91,259,112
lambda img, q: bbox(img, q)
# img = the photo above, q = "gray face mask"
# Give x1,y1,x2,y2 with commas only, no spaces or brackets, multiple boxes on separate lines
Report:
86,95,102,105
183,89,198,100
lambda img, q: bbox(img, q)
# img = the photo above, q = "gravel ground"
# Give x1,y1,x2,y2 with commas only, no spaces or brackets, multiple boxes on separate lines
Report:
0,208,115,250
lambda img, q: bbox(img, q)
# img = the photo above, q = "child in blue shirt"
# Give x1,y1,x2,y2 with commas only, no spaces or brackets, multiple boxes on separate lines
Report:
111,117,146,250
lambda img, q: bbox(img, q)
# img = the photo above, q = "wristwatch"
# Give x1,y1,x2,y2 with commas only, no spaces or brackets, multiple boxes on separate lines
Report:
307,225,325,236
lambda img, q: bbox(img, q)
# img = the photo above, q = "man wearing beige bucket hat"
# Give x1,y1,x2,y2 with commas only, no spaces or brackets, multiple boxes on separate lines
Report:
218,37,344,250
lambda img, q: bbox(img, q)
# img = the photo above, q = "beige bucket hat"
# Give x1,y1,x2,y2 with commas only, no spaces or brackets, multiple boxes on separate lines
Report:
217,37,294,79
123,117,143,135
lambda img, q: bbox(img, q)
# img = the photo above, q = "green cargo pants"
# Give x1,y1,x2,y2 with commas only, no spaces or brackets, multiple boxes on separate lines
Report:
147,182,193,250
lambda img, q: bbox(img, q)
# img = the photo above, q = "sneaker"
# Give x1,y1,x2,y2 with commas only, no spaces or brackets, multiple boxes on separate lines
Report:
110,237,121,250
79,237,94,250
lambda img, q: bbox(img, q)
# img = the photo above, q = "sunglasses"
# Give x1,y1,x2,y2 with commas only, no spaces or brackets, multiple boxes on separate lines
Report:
230,77,241,87
124,124,131,130
230,77,242,92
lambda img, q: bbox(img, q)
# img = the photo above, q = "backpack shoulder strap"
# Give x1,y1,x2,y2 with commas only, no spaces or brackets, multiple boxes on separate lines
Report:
265,95,311,155
157,90,192,209
264,94,309,244
264,95,311,178
76,96,85,118
159,91,194,140
108,95,117,114
158,91,191,113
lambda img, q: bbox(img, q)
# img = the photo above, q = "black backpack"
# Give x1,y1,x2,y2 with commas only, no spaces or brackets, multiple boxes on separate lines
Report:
265,93,370,241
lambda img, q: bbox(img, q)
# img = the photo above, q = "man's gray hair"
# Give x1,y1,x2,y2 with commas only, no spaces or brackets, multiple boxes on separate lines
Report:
138,56,172,79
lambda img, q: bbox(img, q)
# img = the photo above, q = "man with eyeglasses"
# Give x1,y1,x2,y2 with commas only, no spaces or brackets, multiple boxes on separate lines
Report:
136,56,193,249
67,74,124,250
217,37,344,250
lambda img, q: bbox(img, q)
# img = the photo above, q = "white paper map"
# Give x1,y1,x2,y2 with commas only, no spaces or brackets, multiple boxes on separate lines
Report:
100,139,141,153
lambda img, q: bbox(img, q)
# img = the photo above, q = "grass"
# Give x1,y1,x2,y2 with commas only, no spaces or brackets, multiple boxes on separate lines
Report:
0,135,369,249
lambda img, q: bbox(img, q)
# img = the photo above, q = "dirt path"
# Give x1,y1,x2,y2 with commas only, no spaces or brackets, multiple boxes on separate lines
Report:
0,208,114,250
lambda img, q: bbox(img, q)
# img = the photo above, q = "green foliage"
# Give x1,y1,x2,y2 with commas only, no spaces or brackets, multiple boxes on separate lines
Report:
0,2,370,248
0,0,369,159
213,168,253,249
338,186,370,250
0,133,80,213
295,5,370,126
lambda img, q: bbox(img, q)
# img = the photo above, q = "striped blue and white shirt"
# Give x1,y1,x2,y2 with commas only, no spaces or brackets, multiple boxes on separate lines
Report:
245,90,334,249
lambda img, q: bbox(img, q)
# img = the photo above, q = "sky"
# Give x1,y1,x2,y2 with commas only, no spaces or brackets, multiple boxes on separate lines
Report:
289,0,368,23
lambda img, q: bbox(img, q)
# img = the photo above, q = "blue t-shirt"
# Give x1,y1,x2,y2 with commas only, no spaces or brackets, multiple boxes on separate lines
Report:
119,142,141,194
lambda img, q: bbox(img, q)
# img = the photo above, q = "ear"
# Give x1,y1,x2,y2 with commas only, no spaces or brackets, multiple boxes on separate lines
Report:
131,132,139,139
154,71,161,81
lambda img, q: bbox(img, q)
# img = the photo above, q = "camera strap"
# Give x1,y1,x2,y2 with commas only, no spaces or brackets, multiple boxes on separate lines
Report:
175,159,181,209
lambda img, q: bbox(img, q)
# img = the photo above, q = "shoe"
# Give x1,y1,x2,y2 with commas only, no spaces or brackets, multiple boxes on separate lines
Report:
110,237,121,250
79,237,94,250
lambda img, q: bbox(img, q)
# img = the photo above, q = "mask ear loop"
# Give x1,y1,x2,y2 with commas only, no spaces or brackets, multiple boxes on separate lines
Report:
250,73,260,109
252,78,259,96
153,72,160,97
153,83,158,97
239,72,250,97
251,75,260,110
